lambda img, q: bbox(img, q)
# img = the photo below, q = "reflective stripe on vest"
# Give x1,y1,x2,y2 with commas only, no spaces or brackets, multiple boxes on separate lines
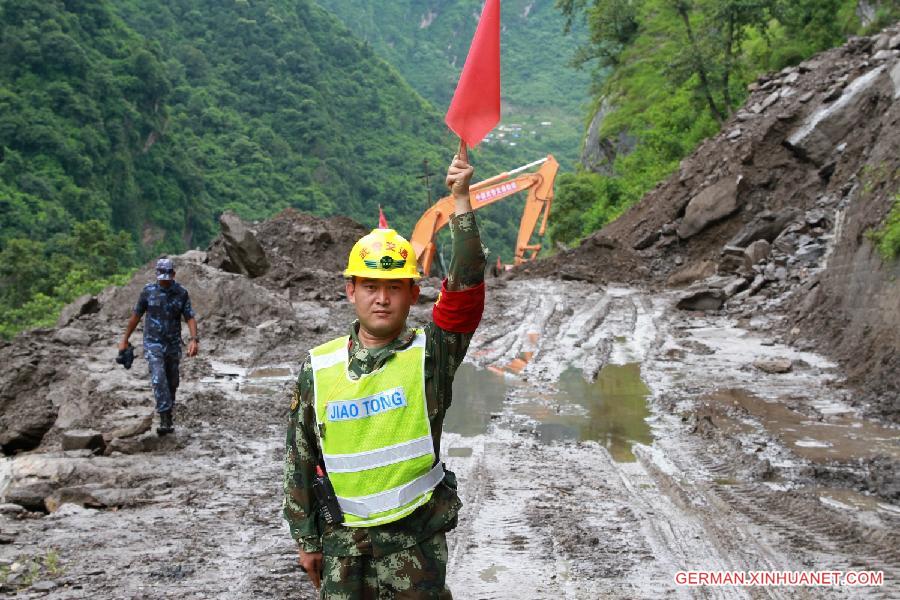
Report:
311,331,442,527
337,462,445,518
325,435,434,473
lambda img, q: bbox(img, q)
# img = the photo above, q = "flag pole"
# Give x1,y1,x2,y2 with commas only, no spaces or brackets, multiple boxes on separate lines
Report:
457,138,468,164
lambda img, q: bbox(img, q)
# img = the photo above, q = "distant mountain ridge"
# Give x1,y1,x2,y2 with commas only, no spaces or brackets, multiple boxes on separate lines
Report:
0,0,523,335
316,0,592,170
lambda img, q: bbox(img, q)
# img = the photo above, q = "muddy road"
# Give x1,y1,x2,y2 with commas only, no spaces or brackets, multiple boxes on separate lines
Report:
2,279,898,599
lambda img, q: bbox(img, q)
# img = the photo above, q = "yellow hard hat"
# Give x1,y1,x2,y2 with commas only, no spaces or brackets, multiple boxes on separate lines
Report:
344,228,420,279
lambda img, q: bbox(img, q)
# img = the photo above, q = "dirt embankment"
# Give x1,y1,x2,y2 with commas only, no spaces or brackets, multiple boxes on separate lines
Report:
516,25,900,421
0,208,363,458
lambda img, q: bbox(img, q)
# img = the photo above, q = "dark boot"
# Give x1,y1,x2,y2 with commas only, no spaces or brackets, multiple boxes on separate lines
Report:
157,411,173,436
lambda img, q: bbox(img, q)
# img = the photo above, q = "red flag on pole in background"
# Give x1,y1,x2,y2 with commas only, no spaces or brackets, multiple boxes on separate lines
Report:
378,205,389,229
445,0,501,149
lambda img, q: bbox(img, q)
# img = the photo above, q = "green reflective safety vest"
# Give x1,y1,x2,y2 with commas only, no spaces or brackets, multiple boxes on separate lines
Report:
310,330,444,527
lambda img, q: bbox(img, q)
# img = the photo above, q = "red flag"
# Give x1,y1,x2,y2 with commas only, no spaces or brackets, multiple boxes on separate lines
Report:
445,0,501,148
378,205,389,229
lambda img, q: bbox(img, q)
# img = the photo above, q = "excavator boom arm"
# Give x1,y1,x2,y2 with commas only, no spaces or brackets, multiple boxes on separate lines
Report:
410,155,559,275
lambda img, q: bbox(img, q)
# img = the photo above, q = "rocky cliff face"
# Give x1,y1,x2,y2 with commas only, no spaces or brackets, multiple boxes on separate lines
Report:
518,25,900,420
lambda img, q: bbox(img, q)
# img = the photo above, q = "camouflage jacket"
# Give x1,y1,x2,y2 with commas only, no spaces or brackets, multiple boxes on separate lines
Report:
283,212,486,557
133,282,195,351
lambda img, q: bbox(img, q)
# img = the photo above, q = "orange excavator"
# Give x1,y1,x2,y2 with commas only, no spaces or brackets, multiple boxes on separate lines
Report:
410,155,559,276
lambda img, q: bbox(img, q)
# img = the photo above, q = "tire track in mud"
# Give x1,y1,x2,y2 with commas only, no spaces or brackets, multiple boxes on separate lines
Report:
715,484,900,594
454,278,896,599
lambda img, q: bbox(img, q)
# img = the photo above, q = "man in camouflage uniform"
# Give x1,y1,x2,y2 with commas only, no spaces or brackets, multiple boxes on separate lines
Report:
283,155,486,598
119,258,199,435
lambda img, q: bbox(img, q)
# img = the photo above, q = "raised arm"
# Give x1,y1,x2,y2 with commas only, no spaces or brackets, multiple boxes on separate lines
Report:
444,154,486,292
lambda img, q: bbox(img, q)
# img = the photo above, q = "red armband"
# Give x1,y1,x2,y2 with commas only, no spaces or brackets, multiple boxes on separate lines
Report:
432,280,485,334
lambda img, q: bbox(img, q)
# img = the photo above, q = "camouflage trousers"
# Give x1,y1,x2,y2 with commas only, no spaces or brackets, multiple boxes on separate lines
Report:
321,532,452,600
146,349,180,413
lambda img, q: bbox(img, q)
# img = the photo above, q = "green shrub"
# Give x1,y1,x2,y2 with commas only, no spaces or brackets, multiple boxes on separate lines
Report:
870,195,900,262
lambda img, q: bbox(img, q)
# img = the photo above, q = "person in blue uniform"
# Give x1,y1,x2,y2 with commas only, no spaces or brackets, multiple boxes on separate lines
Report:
118,258,199,435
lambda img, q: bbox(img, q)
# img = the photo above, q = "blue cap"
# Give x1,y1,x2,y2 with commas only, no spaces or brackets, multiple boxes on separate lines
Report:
156,258,175,281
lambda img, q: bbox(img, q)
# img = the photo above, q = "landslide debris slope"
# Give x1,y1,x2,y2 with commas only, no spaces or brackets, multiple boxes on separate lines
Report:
0,209,374,597
517,26,900,421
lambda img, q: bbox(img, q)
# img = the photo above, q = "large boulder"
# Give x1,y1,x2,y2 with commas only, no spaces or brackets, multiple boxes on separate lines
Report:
677,176,745,239
56,295,101,327
0,347,61,454
676,288,727,311
727,209,800,248
218,212,270,278
785,63,896,166
61,430,105,453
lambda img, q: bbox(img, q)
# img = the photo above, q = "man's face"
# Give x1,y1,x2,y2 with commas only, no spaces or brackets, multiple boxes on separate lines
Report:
157,270,175,287
346,278,420,339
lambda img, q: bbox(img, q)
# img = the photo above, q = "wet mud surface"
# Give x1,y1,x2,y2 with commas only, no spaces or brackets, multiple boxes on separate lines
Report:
3,279,897,598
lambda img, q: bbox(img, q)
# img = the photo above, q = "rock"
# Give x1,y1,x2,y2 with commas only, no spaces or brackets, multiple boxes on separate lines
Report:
796,243,826,265
891,33,900,49
61,430,105,453
723,278,748,297
677,176,744,239
799,91,815,103
676,288,726,311
744,240,772,266
105,413,153,440
580,97,637,174
633,229,660,250
747,274,766,296
727,128,742,140
753,358,793,374
872,49,898,61
666,260,718,287
661,222,678,236
805,208,827,227
56,295,100,327
218,212,270,278
53,327,91,346
180,249,207,263
0,354,59,453
45,503,95,519
760,91,780,111
718,253,746,275
45,484,144,512
786,65,890,165
728,208,800,247
3,483,53,512
31,581,58,592
783,71,800,84
106,431,176,455
0,503,25,514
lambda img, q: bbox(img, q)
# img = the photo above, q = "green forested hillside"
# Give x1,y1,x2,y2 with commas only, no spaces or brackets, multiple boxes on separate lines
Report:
0,0,525,336
547,0,899,246
316,0,592,170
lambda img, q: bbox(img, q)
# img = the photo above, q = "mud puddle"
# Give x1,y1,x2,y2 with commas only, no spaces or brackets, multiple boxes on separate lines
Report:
698,388,900,463
815,487,900,517
448,362,653,462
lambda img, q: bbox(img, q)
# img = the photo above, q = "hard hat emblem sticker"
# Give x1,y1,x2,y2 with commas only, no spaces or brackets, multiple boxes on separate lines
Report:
363,256,407,270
